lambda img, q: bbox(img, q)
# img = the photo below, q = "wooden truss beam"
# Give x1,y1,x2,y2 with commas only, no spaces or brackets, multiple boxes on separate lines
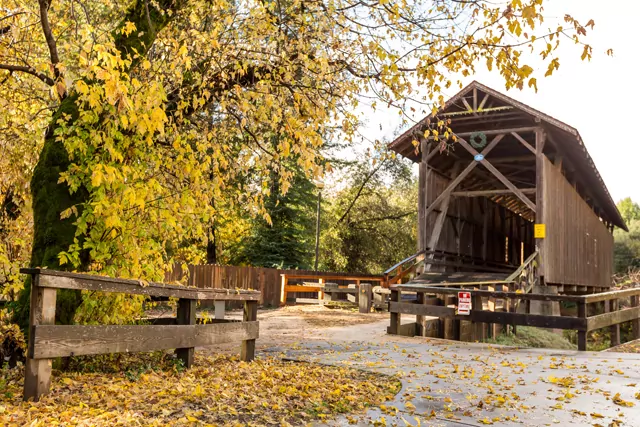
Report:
511,132,536,154
452,188,536,197
424,139,443,163
489,156,536,164
535,127,546,278
424,134,505,219
478,93,490,110
456,136,537,213
426,164,460,254
443,126,538,139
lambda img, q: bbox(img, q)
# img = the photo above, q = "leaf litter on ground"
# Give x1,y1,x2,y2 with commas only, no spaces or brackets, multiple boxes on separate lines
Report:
1,353,400,426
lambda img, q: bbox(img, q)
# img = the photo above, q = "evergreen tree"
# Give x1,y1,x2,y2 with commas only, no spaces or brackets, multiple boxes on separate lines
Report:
232,166,316,269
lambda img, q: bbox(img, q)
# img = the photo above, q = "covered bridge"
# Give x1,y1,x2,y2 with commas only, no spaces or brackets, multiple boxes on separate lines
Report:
388,81,625,295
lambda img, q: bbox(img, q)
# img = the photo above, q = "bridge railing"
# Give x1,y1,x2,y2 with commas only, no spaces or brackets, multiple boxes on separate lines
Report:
388,283,640,351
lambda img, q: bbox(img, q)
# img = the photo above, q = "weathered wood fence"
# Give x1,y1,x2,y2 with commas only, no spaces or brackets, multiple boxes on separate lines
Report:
389,284,640,351
21,268,260,401
279,273,385,306
165,264,383,307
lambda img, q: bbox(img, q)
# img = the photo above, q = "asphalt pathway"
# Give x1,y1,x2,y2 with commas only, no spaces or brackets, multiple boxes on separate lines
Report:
265,319,640,426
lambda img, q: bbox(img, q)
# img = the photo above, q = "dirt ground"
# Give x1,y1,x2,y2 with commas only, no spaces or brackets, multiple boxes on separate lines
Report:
156,304,391,356
225,305,388,350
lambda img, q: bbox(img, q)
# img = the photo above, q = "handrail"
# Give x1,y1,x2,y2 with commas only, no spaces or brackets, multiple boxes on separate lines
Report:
21,268,260,300
505,251,539,283
383,250,425,275
388,284,640,302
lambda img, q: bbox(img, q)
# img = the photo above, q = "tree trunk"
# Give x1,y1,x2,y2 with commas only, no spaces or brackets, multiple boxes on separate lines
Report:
16,98,87,328
206,225,217,264
16,0,183,329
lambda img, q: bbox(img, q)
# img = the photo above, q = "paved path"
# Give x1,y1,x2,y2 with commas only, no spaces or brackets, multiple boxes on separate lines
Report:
265,319,640,426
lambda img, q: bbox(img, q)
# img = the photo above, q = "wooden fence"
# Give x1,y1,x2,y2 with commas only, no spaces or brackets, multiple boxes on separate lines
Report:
165,264,383,307
22,268,260,402
389,283,640,351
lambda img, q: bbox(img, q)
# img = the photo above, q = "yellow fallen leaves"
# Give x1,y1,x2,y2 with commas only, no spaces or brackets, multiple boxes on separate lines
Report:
612,393,635,407
546,375,575,388
1,354,401,426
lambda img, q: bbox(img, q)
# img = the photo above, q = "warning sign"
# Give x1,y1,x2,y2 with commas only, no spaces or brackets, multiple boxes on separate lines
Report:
534,223,546,239
457,291,472,315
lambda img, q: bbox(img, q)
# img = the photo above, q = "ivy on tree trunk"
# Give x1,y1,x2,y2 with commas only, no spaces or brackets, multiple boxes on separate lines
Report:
16,0,183,328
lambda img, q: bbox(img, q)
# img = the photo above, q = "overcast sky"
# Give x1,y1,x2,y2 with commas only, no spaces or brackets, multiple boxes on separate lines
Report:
356,1,638,204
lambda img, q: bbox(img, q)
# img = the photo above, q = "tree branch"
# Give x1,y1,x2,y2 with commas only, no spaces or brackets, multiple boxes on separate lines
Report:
37,0,62,85
337,159,387,223
0,63,55,86
351,211,414,225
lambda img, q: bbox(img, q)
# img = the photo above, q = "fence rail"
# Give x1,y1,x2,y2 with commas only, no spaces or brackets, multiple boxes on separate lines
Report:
279,273,384,306
389,284,640,351
21,268,260,402
165,264,382,307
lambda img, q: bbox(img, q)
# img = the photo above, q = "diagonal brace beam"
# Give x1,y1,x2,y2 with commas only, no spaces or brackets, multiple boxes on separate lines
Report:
424,134,505,219
456,136,537,213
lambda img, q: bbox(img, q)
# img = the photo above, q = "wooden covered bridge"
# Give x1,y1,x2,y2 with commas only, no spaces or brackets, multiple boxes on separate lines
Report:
385,81,638,348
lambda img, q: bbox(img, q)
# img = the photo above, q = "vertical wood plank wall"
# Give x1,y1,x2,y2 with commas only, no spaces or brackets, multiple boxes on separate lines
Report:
422,170,534,266
542,157,613,287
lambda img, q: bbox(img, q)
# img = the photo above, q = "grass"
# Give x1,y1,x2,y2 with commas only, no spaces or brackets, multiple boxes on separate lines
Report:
485,326,577,350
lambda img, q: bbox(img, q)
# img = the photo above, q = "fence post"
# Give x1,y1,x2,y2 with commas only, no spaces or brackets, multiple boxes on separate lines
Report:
359,283,372,314
318,278,324,303
389,289,401,334
415,291,425,335
280,274,287,306
214,300,225,320
472,293,484,342
176,298,196,367
632,295,640,340
324,283,337,303
577,301,587,351
610,299,620,348
23,273,57,402
241,300,258,361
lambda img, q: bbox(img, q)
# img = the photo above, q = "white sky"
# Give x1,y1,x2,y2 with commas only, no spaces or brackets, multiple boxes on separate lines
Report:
355,0,639,204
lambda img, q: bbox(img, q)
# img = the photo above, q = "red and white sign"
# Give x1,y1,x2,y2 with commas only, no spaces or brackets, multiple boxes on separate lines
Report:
457,291,472,315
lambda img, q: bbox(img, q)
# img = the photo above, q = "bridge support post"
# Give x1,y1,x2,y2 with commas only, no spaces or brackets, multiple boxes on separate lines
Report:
529,284,560,320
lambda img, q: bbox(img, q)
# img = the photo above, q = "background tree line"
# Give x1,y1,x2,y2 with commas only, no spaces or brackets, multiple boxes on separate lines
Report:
203,152,417,275
614,197,640,275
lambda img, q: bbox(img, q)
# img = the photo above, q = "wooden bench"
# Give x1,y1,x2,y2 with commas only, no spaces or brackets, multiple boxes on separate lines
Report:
21,268,260,401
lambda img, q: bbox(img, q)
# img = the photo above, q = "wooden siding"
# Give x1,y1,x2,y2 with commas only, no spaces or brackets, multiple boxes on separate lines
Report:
542,157,613,287
420,169,534,268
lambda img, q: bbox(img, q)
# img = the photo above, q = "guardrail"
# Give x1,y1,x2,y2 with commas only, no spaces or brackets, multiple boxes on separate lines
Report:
21,268,260,402
388,283,640,351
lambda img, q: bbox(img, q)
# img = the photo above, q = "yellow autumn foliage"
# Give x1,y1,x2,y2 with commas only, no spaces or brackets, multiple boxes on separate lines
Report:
0,0,600,322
